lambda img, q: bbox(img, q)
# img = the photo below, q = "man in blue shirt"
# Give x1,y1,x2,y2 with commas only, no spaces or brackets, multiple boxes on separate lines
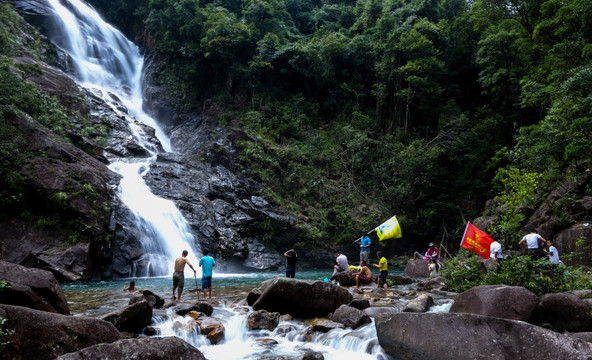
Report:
199,249,216,299
356,231,371,263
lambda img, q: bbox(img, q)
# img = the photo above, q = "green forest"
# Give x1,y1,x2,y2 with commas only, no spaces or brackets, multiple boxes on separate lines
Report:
84,0,592,253
2,0,591,258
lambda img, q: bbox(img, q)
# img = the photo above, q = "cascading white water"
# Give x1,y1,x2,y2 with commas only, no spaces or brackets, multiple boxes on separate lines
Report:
44,0,198,276
151,305,390,359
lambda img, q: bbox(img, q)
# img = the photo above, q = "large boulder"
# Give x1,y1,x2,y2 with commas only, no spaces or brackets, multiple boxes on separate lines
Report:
251,278,353,318
332,304,371,329
247,310,280,331
0,304,122,360
404,259,430,278
416,276,446,291
173,301,214,317
387,275,413,285
330,269,357,286
402,294,434,313
129,290,165,309
0,260,70,314
363,306,400,318
348,298,370,310
197,316,225,345
56,336,206,360
313,319,345,332
100,300,153,333
450,285,539,321
532,292,592,332
375,312,592,360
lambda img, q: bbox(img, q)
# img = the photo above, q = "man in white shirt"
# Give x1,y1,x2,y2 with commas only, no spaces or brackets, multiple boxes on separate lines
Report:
490,238,503,261
333,251,349,276
518,231,546,260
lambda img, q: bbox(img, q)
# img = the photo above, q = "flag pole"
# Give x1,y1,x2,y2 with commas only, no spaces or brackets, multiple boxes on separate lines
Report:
460,221,471,246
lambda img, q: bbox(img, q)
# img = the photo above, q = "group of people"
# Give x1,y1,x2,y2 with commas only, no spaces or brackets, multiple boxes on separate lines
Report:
122,249,216,302
171,249,216,302
150,230,563,302
327,231,389,290
490,230,563,265
411,242,443,276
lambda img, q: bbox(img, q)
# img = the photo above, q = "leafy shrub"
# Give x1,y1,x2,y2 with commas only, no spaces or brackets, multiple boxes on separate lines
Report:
442,251,592,296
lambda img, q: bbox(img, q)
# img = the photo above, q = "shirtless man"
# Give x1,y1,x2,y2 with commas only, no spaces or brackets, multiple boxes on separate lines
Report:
172,250,196,302
353,260,373,288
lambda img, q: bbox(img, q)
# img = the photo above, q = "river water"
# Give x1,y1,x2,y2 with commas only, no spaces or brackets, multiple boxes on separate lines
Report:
60,269,419,359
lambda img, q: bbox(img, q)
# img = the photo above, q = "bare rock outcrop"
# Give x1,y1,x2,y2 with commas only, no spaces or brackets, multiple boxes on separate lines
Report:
375,312,592,360
531,292,592,332
450,285,539,321
0,304,122,360
0,260,70,314
100,300,153,333
56,336,206,360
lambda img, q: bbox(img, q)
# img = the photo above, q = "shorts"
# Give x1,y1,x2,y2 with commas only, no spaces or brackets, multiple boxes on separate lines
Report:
286,268,295,278
379,270,388,284
173,271,184,292
360,251,370,263
358,275,372,284
202,276,212,289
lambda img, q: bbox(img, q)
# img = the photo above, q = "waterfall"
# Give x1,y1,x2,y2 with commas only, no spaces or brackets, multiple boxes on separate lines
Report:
43,0,198,277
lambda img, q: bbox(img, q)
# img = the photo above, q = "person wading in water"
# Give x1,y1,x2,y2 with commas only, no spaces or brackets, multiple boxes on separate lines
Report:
172,250,196,302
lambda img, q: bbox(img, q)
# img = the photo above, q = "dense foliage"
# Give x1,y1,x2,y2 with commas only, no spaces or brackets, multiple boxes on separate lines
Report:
82,0,592,253
442,249,592,296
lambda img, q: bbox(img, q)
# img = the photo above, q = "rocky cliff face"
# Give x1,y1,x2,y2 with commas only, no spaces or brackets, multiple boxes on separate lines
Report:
474,174,592,266
1,0,304,281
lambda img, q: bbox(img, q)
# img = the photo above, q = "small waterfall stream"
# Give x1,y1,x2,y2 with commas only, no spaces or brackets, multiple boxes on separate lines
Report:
44,0,197,277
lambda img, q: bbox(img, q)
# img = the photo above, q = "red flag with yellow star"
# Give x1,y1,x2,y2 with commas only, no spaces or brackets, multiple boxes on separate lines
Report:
460,222,494,259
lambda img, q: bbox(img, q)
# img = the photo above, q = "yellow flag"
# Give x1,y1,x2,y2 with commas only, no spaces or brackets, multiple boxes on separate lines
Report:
376,216,402,241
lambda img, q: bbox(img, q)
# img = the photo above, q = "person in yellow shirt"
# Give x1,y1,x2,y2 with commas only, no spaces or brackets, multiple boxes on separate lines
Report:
372,251,389,291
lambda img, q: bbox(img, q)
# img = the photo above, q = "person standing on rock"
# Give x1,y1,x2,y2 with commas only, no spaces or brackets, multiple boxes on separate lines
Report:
283,248,298,278
372,251,389,291
172,250,197,302
332,251,349,276
354,231,371,263
519,231,546,260
199,249,216,299
490,238,503,261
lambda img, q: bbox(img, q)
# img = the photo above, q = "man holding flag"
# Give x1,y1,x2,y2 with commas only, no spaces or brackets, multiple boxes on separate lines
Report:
354,215,402,262
354,231,372,263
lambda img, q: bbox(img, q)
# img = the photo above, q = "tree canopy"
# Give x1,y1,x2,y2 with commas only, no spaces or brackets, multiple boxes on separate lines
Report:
85,0,592,254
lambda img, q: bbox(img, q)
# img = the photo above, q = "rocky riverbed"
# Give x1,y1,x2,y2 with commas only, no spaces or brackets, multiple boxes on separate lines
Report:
4,259,592,359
